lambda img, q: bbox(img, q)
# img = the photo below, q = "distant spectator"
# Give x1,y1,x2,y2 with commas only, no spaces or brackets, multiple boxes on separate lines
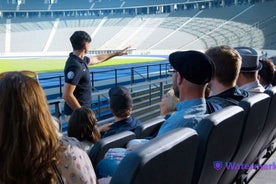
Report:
0,71,97,183
157,50,215,136
101,86,142,138
160,88,179,119
258,58,275,89
235,47,265,96
206,45,248,112
68,106,101,152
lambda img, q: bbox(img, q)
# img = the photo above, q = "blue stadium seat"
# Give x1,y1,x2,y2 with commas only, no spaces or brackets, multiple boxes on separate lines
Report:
260,86,276,156
110,128,198,184
218,93,270,184
193,105,245,184
243,93,272,165
88,131,136,167
134,116,165,139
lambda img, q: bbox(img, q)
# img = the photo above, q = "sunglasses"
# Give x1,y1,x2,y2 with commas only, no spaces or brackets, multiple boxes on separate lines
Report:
0,70,39,81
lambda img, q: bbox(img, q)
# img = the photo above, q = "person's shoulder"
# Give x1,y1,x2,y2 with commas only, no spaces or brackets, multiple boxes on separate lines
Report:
129,116,142,125
60,136,83,149
84,56,90,64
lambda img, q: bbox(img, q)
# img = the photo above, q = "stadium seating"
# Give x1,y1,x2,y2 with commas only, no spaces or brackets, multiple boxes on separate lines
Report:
88,131,136,167
50,0,91,10
243,92,273,165
134,116,166,139
193,105,245,184
1,1,276,53
218,93,271,184
110,128,198,184
19,0,48,10
260,87,276,155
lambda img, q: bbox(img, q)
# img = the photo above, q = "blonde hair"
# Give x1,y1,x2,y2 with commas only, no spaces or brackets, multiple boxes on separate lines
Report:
0,72,61,183
160,89,179,115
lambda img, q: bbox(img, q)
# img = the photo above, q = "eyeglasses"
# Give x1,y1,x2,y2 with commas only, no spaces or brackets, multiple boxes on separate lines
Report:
0,70,39,81
168,68,177,74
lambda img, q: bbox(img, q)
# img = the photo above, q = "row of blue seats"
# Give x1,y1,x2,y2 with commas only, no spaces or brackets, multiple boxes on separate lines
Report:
87,86,276,183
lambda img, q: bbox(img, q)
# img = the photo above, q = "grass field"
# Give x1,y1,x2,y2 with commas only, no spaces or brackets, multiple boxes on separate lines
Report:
0,57,165,73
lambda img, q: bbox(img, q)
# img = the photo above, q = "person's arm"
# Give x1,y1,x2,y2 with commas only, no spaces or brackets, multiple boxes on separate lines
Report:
88,46,130,65
62,83,81,110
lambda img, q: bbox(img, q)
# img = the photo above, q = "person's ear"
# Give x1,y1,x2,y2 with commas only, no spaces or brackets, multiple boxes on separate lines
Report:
130,105,133,111
177,73,183,85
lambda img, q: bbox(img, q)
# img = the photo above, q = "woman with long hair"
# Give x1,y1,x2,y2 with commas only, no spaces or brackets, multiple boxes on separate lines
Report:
68,106,101,152
0,71,97,184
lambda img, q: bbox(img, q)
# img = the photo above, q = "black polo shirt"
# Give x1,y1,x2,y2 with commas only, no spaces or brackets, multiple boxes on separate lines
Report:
64,53,91,115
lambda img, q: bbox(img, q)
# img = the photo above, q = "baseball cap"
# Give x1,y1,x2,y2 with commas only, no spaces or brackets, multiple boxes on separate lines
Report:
109,86,132,110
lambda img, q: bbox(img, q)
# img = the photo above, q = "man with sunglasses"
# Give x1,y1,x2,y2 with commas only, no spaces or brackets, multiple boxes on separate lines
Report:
63,31,130,116
157,50,215,136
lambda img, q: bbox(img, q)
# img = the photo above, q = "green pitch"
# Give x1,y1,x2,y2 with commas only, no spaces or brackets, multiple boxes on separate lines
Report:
0,57,165,73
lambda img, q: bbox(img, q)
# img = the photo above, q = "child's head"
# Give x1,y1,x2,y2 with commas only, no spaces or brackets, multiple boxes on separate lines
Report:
109,86,133,118
68,106,101,143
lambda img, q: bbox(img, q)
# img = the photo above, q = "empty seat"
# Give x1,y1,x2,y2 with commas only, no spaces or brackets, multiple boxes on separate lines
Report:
134,116,165,139
110,128,198,184
88,131,136,167
218,93,271,184
193,105,245,184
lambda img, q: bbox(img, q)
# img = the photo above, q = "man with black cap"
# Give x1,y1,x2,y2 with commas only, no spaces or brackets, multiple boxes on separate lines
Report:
101,86,141,138
235,47,265,96
157,50,215,136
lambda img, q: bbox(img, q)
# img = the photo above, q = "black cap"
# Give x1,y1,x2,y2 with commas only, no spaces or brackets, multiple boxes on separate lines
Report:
109,86,132,110
169,50,215,85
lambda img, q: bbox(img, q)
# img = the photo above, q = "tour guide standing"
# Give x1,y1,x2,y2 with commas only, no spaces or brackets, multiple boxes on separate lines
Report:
63,30,130,116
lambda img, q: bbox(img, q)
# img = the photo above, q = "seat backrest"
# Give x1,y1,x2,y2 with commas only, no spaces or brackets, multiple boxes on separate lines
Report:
243,93,271,164
135,116,165,139
218,93,270,184
88,131,136,167
193,105,245,184
110,128,198,184
261,87,276,152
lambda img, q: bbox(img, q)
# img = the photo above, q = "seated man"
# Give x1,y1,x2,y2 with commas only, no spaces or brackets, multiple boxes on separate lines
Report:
258,58,275,89
235,47,265,96
157,50,215,136
205,45,249,112
101,86,142,138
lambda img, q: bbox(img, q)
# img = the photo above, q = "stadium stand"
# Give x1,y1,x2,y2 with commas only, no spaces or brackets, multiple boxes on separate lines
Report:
1,1,275,55
50,0,92,10
0,1,17,11
19,0,49,11
93,0,123,9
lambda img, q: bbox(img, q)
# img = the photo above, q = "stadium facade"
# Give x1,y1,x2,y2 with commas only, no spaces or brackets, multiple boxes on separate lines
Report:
0,0,275,57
